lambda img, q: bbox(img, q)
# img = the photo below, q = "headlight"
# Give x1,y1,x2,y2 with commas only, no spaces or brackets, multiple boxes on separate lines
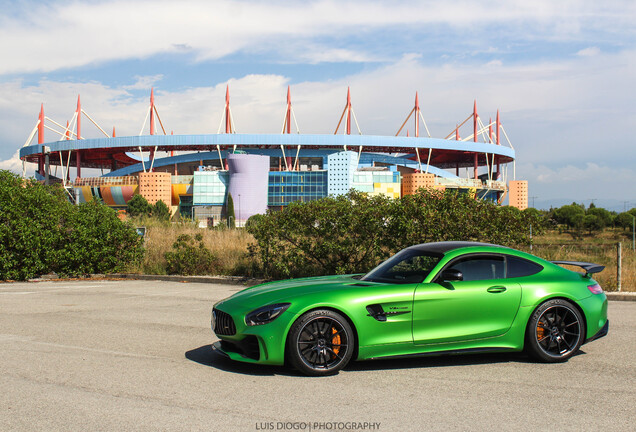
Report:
245,303,290,326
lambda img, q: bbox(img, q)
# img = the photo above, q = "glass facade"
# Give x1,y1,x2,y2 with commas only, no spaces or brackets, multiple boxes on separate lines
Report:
352,170,402,198
268,171,328,206
193,171,229,205
352,171,401,190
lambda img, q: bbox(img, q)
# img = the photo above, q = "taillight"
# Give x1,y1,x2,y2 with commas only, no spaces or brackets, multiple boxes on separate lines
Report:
587,284,603,294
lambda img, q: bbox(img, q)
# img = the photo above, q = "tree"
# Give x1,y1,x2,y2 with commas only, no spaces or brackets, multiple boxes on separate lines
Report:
616,212,635,231
586,207,612,228
553,204,585,229
226,193,236,228
127,194,152,217
152,199,171,222
583,214,603,234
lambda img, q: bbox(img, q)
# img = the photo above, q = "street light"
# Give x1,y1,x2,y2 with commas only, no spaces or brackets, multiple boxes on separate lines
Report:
632,214,635,251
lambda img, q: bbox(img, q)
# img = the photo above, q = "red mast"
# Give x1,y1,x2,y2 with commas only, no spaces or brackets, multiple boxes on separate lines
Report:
225,85,231,134
150,88,155,136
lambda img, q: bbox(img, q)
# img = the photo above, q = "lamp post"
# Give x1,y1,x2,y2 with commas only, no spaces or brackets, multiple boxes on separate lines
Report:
632,215,636,251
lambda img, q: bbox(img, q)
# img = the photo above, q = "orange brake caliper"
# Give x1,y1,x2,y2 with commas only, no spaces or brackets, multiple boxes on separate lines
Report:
332,327,341,356
537,321,545,339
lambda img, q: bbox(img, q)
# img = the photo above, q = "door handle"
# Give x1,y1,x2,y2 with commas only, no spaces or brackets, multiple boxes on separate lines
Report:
487,286,507,293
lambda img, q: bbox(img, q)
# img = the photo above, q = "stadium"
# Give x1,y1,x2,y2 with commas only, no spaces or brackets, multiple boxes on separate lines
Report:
19,87,528,225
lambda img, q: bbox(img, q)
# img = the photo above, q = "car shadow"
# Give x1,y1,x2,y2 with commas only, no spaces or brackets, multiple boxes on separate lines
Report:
185,345,299,376
346,351,527,372
186,344,585,376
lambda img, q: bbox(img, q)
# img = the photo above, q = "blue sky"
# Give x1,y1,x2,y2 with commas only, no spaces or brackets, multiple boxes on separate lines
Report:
0,0,634,210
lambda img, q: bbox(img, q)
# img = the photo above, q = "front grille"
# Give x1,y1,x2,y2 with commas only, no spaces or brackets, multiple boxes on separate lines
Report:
213,308,236,336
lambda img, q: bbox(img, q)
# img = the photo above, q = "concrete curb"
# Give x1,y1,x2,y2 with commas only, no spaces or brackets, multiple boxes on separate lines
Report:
108,273,266,286
606,292,636,302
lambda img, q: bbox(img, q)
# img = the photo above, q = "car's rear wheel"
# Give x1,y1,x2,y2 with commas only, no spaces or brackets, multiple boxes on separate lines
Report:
287,309,354,376
526,299,584,362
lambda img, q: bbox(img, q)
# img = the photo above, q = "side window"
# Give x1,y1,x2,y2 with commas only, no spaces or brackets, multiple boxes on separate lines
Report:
447,255,505,281
388,255,440,283
506,255,543,278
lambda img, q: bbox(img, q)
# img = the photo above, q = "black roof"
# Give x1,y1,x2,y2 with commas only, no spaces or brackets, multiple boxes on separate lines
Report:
407,241,503,255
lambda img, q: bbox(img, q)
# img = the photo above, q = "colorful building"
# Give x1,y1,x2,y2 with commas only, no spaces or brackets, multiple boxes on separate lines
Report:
19,87,529,222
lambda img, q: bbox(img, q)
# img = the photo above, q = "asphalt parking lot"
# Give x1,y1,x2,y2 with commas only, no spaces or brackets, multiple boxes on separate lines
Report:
0,280,634,432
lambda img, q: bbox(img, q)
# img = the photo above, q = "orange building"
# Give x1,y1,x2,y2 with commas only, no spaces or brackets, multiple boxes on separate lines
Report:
401,173,445,196
508,180,528,210
138,172,171,206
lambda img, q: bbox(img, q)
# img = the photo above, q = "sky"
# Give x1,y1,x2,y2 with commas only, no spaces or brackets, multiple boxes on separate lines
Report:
0,0,634,211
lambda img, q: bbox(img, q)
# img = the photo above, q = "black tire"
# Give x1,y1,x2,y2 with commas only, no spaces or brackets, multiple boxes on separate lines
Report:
526,299,585,363
286,309,354,376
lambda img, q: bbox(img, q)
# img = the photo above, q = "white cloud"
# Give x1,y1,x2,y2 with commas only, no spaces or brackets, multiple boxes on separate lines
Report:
525,162,634,184
0,150,24,174
0,0,633,74
577,47,601,57
1,46,634,202
517,162,636,201
123,75,164,91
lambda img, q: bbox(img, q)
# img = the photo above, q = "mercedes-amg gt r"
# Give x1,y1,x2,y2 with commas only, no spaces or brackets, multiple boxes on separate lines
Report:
211,242,608,376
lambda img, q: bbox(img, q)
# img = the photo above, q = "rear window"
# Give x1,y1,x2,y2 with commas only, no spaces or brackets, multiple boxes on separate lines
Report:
506,255,543,278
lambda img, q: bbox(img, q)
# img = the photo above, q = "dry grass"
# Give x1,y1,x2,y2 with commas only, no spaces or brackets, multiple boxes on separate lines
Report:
522,228,636,292
126,218,255,275
127,219,636,291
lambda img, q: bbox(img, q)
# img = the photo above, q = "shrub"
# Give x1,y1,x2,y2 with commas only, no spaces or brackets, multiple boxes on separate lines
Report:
0,170,144,280
226,193,236,229
164,233,217,275
152,199,171,222
55,200,145,276
127,194,152,217
246,188,545,279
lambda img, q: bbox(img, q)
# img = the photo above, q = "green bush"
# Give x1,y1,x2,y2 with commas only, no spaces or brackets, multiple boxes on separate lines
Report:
127,194,152,217
246,188,545,279
164,233,217,275
226,193,236,229
0,170,144,280
55,200,146,276
152,199,171,222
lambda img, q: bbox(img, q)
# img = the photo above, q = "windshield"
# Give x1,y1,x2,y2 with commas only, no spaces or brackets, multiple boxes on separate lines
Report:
361,249,442,284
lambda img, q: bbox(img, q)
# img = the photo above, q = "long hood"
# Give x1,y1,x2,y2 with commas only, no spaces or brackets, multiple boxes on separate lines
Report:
215,274,363,311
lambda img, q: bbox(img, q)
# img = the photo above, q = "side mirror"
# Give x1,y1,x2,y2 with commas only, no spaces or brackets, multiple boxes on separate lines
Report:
440,269,463,282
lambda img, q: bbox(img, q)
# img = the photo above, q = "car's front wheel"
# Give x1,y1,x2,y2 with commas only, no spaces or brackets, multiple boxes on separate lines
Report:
526,299,585,362
287,309,354,376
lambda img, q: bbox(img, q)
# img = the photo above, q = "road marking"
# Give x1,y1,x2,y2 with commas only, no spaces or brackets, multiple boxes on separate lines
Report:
0,333,173,361
0,291,37,295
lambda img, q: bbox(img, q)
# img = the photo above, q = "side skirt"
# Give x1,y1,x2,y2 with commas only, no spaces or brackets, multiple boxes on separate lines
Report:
364,347,514,361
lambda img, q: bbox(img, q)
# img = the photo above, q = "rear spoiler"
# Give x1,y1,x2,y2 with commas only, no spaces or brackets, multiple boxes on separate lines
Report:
551,261,605,278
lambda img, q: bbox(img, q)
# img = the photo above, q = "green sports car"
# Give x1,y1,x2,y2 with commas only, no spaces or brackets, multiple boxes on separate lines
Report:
211,242,608,376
